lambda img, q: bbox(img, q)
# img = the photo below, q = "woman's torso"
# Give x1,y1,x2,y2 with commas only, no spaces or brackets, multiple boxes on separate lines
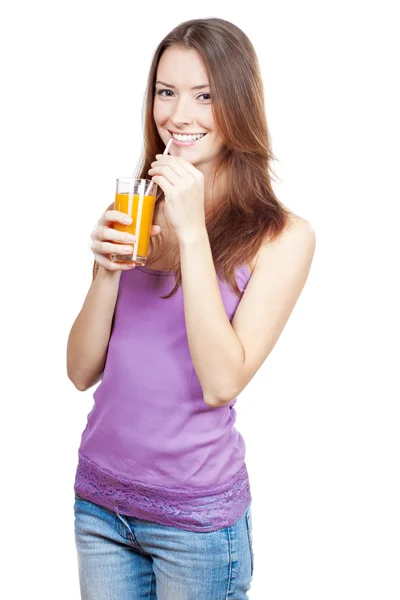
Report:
76,235,254,530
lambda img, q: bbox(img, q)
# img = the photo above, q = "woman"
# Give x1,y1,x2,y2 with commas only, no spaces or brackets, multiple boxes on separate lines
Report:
67,17,316,600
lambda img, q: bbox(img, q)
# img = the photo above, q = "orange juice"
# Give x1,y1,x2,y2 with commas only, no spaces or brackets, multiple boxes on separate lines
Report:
113,192,156,262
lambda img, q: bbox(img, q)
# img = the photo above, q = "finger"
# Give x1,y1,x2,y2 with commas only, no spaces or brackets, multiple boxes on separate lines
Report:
99,209,133,226
151,157,191,179
150,224,161,236
94,225,159,244
92,225,159,257
91,239,135,256
148,164,183,186
150,175,174,199
93,225,136,245
155,154,201,179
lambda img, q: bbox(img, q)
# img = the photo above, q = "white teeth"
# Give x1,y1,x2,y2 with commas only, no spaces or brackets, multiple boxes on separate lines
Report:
172,133,205,142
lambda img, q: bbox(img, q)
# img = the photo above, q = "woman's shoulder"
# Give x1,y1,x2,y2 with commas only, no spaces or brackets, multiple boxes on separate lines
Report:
246,211,311,275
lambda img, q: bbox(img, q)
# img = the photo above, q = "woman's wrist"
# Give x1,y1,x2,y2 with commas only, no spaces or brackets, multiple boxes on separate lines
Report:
96,263,122,282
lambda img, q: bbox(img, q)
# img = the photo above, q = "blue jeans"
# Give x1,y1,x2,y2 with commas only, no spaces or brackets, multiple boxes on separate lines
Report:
74,494,254,599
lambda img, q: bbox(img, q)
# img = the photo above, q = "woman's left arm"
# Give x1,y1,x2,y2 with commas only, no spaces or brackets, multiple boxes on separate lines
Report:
178,227,248,407
149,155,316,408
178,218,316,407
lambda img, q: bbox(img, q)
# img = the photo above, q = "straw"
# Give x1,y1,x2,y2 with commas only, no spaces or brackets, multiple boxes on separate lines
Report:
132,178,146,261
163,137,174,156
146,137,173,196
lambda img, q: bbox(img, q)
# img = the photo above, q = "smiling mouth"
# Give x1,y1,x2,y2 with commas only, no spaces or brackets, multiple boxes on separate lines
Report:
168,130,207,142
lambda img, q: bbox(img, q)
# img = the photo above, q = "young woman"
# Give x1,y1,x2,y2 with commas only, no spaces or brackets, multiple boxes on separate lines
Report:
67,17,316,600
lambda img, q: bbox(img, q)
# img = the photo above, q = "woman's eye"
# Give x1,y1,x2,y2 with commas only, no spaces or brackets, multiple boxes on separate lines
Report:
157,89,174,97
156,89,211,101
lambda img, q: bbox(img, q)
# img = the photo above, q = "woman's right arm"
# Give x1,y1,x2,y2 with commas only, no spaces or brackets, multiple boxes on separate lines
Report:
67,265,122,391
66,206,161,391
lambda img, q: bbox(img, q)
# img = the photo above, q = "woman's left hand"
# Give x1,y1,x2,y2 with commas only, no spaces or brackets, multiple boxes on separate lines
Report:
148,154,206,243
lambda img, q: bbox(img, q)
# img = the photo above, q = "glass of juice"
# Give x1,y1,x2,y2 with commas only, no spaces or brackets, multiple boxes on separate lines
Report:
110,178,157,266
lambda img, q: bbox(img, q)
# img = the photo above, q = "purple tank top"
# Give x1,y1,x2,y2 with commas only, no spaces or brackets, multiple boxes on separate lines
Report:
74,263,252,532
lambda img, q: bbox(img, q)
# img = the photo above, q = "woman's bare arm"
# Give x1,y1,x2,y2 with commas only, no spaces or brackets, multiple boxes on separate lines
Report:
66,265,121,391
67,201,161,391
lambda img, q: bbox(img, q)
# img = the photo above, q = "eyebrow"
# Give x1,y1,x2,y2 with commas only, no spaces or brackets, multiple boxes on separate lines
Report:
155,80,210,90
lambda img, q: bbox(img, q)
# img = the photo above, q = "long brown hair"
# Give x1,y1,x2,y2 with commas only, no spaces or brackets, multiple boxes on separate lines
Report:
134,17,292,299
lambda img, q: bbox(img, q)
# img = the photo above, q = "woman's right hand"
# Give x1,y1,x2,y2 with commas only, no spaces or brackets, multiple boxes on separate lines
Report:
90,207,161,272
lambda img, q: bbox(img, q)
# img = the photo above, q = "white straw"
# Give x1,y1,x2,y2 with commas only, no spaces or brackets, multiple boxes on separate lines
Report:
163,137,173,155
132,178,146,261
147,137,173,196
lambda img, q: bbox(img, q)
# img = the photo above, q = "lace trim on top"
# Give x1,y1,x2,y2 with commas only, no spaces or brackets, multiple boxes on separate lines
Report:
74,452,251,532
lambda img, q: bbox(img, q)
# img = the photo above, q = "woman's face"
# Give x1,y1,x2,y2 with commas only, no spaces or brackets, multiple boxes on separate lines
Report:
153,46,225,174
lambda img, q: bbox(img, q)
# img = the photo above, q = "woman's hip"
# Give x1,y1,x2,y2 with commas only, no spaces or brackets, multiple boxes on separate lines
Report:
74,494,254,599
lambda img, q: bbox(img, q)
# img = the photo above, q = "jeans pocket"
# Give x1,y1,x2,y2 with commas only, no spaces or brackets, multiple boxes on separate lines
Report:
245,508,254,577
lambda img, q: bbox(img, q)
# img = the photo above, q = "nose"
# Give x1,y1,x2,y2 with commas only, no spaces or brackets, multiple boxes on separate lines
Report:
170,96,194,128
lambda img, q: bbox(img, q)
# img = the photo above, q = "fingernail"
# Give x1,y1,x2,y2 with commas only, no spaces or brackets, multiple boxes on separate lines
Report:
123,216,132,224
125,234,136,242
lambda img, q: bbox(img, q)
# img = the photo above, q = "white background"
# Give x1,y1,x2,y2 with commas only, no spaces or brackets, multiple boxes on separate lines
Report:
1,1,399,598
